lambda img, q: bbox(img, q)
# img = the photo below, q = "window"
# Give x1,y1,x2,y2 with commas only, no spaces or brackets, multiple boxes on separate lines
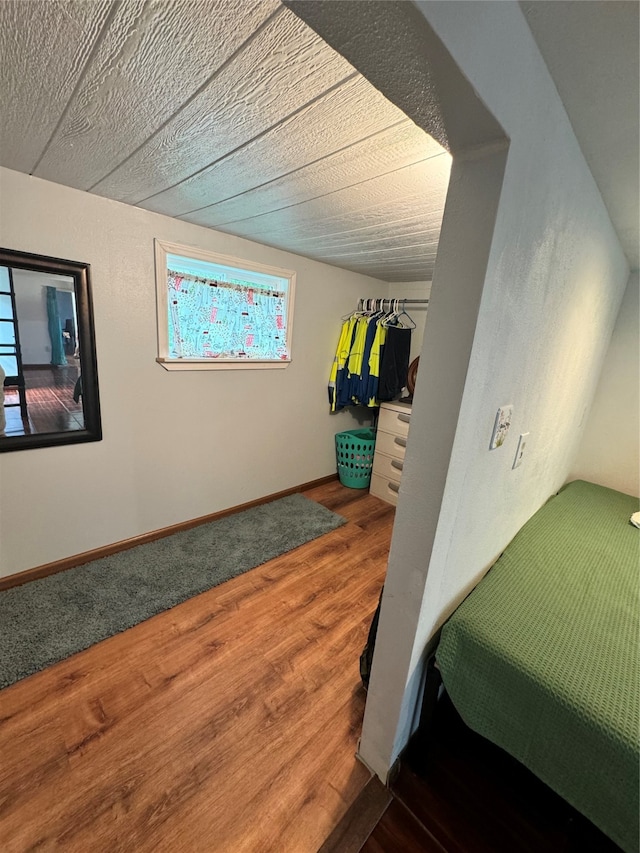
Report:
154,240,296,370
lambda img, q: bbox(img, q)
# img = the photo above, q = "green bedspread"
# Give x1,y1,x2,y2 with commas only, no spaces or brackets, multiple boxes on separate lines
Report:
436,480,639,853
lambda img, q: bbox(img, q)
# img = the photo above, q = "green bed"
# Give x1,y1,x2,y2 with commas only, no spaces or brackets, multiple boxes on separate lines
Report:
436,480,639,853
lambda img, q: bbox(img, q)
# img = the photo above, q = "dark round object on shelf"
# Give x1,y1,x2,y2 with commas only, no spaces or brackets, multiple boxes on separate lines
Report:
407,357,420,395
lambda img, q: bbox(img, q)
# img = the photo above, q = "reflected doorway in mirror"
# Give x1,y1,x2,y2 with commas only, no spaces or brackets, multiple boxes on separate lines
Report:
0,248,102,453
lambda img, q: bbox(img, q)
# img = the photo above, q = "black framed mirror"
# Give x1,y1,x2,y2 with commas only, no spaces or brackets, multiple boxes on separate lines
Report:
0,248,102,452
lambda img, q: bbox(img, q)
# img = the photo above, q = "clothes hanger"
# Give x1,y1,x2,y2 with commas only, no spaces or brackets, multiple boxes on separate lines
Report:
363,298,382,319
397,300,416,329
381,298,400,327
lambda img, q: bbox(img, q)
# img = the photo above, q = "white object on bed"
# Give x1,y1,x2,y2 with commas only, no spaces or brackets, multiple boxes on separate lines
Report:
630,511,640,528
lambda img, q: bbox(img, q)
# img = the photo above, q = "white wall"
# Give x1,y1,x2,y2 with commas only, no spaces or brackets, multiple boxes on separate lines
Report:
347,1,630,778
569,272,639,497
0,166,386,577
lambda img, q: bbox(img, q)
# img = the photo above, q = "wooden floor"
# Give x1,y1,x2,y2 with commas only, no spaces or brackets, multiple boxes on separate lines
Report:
0,481,394,852
361,695,622,853
4,364,84,436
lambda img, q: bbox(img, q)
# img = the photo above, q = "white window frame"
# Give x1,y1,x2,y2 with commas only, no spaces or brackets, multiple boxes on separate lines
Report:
154,239,296,371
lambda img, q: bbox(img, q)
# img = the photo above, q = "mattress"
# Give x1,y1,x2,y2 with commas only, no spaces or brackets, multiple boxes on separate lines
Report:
436,480,639,853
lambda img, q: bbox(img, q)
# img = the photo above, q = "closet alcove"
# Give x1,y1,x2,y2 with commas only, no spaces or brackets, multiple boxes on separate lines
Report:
329,293,431,505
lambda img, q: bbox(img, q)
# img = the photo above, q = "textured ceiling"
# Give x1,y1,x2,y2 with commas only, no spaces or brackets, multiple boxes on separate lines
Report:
0,0,450,283
1,1,635,282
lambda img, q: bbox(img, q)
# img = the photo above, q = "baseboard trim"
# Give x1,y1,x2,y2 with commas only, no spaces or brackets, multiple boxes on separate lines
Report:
0,474,339,591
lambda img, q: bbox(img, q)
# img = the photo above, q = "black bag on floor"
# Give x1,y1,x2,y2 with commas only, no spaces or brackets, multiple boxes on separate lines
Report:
359,587,384,691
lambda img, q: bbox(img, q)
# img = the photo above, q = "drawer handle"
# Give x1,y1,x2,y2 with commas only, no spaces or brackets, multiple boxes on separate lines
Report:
391,458,404,471
388,481,400,494
394,437,407,448
397,413,411,424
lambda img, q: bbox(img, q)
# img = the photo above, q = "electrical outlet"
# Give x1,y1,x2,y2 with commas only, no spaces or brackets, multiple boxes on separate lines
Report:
513,432,530,468
490,405,513,449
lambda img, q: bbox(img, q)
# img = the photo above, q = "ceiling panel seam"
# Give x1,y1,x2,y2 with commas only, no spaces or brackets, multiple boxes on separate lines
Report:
186,152,450,229
316,243,439,259
266,242,440,260
214,211,443,244
287,231,442,251
235,214,443,240
154,116,411,217
85,3,283,193
29,0,121,175
133,69,361,207
263,236,440,258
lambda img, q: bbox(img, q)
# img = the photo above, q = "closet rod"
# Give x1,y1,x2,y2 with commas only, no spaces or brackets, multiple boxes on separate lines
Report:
358,298,429,305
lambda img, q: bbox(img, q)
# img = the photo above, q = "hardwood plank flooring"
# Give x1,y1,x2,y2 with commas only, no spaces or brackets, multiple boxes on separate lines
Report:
361,799,446,853
3,364,84,437
359,694,622,853
0,483,394,852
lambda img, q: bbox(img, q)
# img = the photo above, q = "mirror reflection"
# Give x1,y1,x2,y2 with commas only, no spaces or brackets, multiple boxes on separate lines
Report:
0,248,102,453
1,268,84,436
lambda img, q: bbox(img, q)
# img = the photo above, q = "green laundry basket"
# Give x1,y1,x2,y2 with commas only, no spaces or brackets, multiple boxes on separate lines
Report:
335,428,376,489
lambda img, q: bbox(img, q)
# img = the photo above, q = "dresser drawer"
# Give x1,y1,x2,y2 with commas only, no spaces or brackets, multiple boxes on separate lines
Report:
370,472,401,506
372,451,404,484
378,406,411,437
375,429,408,460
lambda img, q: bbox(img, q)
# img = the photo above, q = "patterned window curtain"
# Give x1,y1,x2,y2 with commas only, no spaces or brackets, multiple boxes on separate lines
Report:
46,286,67,366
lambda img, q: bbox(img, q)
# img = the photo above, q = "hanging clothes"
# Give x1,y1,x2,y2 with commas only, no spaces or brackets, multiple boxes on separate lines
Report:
377,325,412,402
328,300,415,410
351,310,382,406
342,315,369,406
329,315,357,412
365,320,387,406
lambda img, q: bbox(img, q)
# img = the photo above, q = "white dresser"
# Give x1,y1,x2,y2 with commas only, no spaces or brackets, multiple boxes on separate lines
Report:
369,401,411,506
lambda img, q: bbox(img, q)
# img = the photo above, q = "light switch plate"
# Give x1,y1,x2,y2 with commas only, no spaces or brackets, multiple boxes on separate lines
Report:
513,432,530,468
490,405,513,449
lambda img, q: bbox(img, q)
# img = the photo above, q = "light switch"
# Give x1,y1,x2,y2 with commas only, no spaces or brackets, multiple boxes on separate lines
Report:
490,405,513,449
513,432,530,468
